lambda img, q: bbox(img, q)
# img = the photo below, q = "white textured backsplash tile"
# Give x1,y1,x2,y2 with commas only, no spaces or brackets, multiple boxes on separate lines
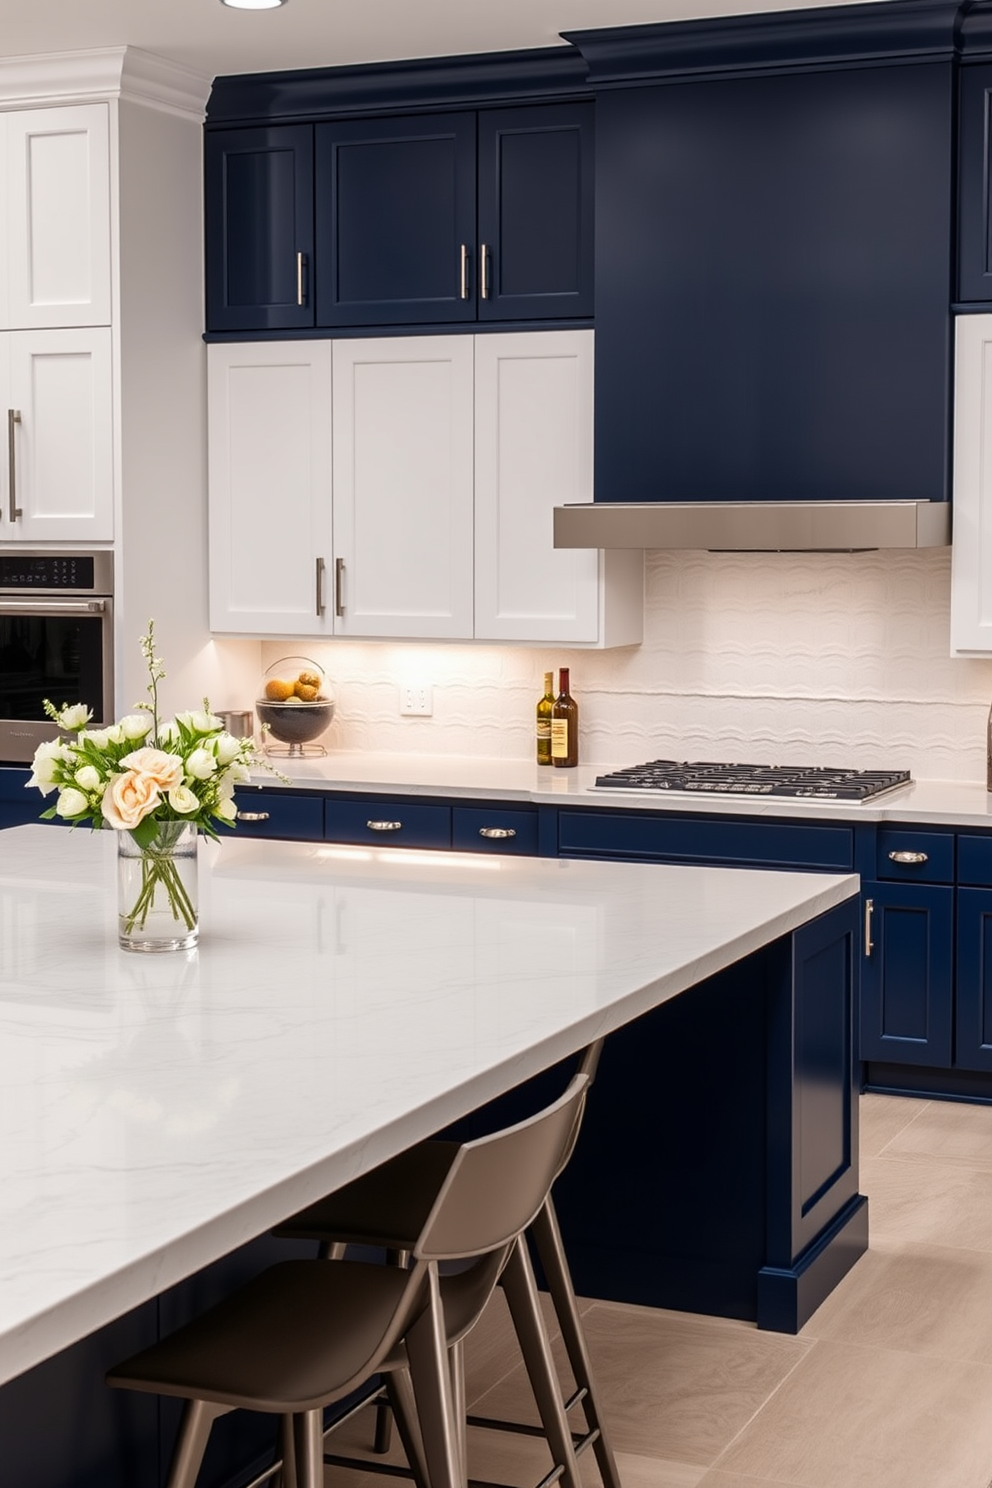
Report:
262,548,992,782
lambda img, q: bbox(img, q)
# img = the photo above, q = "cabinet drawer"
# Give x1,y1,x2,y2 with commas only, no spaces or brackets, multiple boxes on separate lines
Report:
326,798,451,849
452,806,538,856
233,791,324,841
876,829,953,884
0,768,30,802
957,835,992,887
557,811,853,870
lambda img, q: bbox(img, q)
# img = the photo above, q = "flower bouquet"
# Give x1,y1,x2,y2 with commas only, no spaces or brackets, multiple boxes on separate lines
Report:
27,621,276,951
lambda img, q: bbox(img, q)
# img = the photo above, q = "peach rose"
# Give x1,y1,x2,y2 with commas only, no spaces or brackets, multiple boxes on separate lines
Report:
119,747,184,792
102,771,161,830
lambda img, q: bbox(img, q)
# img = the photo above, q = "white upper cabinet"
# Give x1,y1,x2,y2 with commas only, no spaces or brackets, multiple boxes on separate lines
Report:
0,327,113,542
208,341,333,635
332,336,475,639
474,330,641,645
951,315,992,653
0,105,112,330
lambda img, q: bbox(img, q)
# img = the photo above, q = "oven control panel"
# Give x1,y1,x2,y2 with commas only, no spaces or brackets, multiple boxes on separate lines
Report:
0,551,112,594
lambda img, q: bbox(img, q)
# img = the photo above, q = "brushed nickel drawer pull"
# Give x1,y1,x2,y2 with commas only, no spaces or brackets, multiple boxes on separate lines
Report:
864,897,874,958
479,827,516,839
480,243,491,300
888,850,928,865
459,243,469,300
367,820,402,832
315,556,326,617
335,557,345,618
297,251,306,306
236,811,270,822
7,409,21,522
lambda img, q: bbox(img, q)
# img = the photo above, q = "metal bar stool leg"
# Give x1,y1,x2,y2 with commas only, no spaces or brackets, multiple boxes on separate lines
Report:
532,1198,623,1488
279,1413,298,1488
293,1409,325,1488
386,1367,431,1488
500,1238,582,1488
449,1337,468,1483
165,1400,229,1488
405,1268,464,1488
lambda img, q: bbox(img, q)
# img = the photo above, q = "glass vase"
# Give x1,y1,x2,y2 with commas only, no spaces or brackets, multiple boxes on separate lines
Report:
117,821,199,952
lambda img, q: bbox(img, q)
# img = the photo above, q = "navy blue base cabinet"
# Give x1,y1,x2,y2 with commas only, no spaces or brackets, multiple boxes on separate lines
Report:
859,881,954,1069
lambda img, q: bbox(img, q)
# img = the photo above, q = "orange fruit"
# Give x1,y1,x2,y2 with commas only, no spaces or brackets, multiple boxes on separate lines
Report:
265,678,295,701
297,670,321,690
294,682,319,702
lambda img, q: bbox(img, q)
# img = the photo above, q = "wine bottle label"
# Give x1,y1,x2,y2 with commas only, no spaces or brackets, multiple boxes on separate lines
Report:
551,719,569,757
537,721,552,741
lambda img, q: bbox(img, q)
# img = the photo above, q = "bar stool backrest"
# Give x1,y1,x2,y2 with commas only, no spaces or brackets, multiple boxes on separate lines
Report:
414,1072,590,1262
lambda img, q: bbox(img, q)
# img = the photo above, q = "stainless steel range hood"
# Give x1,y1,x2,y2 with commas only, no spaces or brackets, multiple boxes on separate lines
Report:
553,501,951,552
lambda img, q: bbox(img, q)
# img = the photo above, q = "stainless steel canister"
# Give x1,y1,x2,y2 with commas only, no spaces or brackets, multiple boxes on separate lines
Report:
218,709,253,739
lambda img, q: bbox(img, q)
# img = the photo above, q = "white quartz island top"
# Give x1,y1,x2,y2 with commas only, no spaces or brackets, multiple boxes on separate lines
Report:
248,750,992,828
0,825,856,1387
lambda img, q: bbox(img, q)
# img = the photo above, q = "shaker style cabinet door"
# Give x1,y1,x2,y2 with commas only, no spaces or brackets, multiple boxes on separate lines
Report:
950,314,992,653
958,64,992,304
859,880,954,1069
207,342,333,635
473,329,639,645
315,114,477,327
476,103,594,322
955,887,992,1073
331,336,474,638
204,125,315,332
0,328,114,542
0,104,112,331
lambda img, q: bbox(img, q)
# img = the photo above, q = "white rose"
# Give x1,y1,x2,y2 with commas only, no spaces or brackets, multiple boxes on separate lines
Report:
81,728,110,749
185,748,217,780
119,713,152,741
176,709,222,735
29,753,60,787
216,774,235,802
75,765,102,792
158,720,179,745
214,733,241,765
168,784,200,815
55,786,88,818
215,796,237,821
56,703,92,731
26,772,57,797
105,724,125,745
229,761,251,785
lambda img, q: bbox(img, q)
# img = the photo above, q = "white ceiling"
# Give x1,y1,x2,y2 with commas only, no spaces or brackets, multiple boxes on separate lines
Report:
0,0,880,87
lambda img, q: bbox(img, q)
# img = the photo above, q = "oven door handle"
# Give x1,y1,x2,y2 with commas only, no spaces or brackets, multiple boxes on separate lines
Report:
0,598,108,614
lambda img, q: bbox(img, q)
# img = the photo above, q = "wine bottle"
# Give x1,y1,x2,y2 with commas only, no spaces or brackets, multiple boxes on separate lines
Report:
551,667,578,768
536,671,554,766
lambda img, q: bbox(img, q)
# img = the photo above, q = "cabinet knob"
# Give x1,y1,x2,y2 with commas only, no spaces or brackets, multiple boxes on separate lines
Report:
888,850,928,865
236,811,270,822
367,820,402,832
479,827,516,839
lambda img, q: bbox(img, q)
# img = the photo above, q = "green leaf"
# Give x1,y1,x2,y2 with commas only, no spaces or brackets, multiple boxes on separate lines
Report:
129,817,161,851
39,806,58,820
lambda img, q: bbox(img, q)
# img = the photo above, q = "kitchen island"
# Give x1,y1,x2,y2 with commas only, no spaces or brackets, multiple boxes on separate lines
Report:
0,824,860,1487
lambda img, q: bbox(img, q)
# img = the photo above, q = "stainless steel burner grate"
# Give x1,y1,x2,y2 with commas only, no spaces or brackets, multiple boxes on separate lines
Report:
592,761,912,801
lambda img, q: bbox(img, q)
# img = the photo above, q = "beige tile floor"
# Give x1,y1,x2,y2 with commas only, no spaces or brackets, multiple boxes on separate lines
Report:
322,1093,992,1488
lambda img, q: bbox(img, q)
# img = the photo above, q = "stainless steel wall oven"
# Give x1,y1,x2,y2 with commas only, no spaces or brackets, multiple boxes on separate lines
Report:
0,550,113,763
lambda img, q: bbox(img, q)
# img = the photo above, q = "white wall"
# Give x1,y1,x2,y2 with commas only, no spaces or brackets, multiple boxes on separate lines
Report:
260,548,992,782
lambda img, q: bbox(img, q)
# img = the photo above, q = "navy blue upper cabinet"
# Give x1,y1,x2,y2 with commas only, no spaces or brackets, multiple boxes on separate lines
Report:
958,64,992,302
591,62,953,504
476,104,594,321
205,125,315,332
314,103,593,328
315,113,477,327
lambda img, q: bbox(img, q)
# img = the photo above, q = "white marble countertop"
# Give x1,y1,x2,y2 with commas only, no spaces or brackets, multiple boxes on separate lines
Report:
0,824,856,1386
246,750,992,828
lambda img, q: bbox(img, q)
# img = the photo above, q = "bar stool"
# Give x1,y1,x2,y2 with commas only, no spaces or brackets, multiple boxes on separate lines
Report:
274,1041,622,1488
106,1073,590,1488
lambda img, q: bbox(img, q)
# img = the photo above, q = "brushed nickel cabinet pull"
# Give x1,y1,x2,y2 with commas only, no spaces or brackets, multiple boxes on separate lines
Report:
459,243,469,300
315,556,326,616
888,850,928,865
236,811,270,822
367,820,402,832
335,557,345,617
480,243,491,300
297,251,306,306
864,897,874,958
479,827,516,839
7,409,21,522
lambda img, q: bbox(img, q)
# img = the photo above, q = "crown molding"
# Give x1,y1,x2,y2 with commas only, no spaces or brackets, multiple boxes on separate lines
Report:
0,47,210,119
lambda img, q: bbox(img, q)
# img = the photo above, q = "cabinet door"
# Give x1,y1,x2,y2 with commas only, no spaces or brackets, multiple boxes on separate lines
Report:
951,314,992,652
860,880,953,1068
1,104,112,330
956,887,992,1072
477,103,594,322
208,342,333,635
958,64,992,304
331,336,474,638
204,125,314,332
315,114,476,327
1,328,113,542
474,329,605,643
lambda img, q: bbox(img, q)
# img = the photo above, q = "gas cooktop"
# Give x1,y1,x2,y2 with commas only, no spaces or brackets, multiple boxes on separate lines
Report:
592,761,913,802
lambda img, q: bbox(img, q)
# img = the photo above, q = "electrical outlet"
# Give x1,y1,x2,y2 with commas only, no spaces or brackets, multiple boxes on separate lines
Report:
400,683,433,717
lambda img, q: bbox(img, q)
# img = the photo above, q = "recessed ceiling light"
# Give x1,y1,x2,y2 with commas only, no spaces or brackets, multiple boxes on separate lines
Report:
220,0,287,9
